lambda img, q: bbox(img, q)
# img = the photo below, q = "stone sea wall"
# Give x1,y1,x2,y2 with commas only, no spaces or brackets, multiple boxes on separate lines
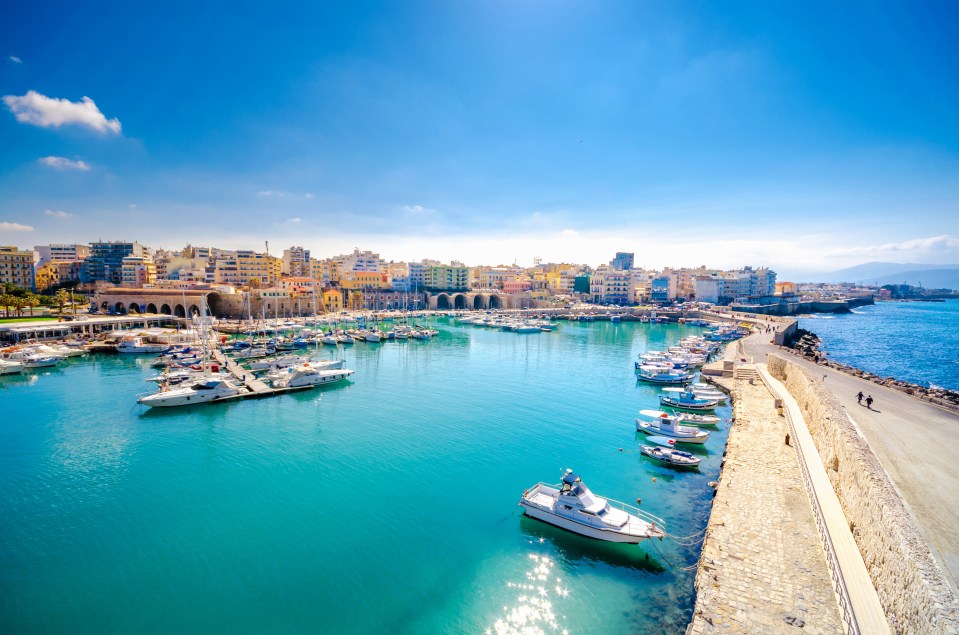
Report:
767,354,959,634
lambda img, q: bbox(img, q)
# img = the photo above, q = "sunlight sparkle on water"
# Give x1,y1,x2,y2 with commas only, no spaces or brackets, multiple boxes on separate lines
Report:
489,554,569,635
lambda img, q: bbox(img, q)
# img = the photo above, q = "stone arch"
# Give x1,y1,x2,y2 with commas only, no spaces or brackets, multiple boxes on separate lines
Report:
206,292,223,317
128,303,141,314
188,304,200,317
114,302,125,314
436,294,451,309
473,295,486,310
146,303,158,314
174,304,186,318
489,295,503,309
100,301,109,312
453,294,468,309
160,304,172,315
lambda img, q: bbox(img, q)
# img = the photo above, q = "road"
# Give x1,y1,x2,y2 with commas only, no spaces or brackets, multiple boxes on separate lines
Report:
742,329,959,596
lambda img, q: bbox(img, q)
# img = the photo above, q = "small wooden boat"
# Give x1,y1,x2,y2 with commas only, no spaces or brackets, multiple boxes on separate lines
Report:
640,444,701,469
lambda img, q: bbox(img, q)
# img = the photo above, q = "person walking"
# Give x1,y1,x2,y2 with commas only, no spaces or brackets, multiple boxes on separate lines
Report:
866,395,874,410
857,391,864,405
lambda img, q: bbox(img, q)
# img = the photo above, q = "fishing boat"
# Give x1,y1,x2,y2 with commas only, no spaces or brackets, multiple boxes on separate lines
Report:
640,444,701,469
519,470,665,544
636,365,694,384
640,409,720,427
636,412,710,444
659,388,720,411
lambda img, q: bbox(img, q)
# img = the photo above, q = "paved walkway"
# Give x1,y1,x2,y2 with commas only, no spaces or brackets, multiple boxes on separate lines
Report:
742,328,959,596
688,379,844,634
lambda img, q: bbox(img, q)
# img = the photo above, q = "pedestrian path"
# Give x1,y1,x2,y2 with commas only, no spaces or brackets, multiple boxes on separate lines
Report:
758,364,890,635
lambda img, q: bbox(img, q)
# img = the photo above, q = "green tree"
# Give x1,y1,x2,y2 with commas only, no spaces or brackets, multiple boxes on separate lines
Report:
23,293,39,316
0,294,12,317
54,289,70,314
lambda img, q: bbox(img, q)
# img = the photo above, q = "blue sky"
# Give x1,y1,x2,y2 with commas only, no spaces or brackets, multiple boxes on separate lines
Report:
2,0,958,277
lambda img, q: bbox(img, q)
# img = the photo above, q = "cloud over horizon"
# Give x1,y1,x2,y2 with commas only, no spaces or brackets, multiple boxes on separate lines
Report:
44,209,76,219
0,221,34,232
39,156,91,171
3,90,121,134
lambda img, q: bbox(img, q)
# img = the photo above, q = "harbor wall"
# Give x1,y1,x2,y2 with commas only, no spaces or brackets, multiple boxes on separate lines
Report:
767,354,959,634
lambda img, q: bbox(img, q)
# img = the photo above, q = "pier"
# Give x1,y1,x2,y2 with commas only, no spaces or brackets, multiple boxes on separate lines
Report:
210,349,311,398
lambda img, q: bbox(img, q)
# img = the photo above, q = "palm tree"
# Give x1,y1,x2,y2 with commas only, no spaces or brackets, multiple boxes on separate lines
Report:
54,289,70,315
12,296,25,317
0,294,12,318
23,293,39,317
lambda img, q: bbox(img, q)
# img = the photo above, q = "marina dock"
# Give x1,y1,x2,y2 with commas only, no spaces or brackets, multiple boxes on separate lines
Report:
210,349,313,399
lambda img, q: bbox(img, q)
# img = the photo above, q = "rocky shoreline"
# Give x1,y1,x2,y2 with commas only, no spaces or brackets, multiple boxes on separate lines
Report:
786,328,959,412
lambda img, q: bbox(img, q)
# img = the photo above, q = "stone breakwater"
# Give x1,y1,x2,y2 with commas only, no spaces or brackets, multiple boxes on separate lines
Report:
768,354,959,634
786,328,959,412
687,375,843,634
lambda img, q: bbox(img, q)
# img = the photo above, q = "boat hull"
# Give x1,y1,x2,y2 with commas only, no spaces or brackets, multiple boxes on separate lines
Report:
519,503,649,544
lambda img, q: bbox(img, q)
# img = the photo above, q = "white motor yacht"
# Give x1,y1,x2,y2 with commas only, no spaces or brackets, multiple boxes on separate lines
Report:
271,365,355,389
0,359,24,375
117,337,169,354
137,378,241,408
640,409,720,427
519,470,665,544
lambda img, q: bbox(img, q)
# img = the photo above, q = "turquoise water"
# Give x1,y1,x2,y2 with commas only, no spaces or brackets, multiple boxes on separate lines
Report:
0,320,732,634
798,299,959,391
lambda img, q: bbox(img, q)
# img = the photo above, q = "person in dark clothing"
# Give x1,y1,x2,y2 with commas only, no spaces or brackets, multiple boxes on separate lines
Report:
857,391,864,405
865,395,874,409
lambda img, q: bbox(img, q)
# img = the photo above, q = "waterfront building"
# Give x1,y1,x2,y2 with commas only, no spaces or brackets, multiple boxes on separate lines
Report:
476,266,523,290
0,246,36,290
213,250,277,286
336,248,383,274
387,263,411,292
279,277,320,294
775,281,798,295
425,264,470,291
502,279,533,294
407,261,427,290
83,241,145,285
610,251,634,271
34,243,90,265
282,246,311,277
120,256,157,288
694,277,725,304
341,271,391,290
322,289,344,313
651,276,675,303
590,266,633,304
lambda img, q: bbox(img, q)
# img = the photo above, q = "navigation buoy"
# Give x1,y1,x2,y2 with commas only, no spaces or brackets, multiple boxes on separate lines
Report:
652,477,657,483
636,498,642,505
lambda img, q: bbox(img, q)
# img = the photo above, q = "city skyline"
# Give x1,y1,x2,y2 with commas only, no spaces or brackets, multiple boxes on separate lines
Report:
3,1,959,278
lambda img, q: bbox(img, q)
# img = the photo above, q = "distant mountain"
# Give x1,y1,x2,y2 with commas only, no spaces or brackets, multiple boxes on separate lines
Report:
811,262,959,285
869,269,959,291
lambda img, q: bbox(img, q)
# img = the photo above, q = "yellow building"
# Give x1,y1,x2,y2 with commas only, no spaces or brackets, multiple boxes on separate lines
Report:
0,245,35,289
35,261,59,291
311,258,341,286
340,270,390,290
322,289,344,312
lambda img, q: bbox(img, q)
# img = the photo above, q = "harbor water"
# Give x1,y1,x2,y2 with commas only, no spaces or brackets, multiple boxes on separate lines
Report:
0,319,732,634
798,299,959,391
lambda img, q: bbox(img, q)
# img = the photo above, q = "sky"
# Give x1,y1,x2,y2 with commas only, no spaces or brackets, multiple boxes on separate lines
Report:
1,0,958,278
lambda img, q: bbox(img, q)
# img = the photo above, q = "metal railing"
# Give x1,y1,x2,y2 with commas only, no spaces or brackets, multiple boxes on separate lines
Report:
758,370,861,635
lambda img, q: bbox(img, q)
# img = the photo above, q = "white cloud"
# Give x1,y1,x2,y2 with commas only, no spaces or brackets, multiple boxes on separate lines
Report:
0,221,34,232
44,209,75,219
304,192,315,200
258,190,287,197
2,90,121,134
8,56,22,64
39,156,91,171
128,204,137,210
258,190,315,200
561,229,580,237
824,235,959,260
287,217,302,223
